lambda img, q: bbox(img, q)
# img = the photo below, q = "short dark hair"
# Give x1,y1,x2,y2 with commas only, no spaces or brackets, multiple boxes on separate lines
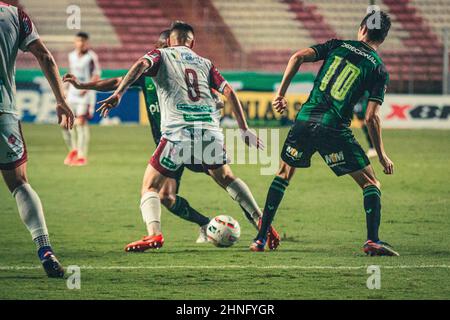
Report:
360,11,391,43
76,31,89,40
159,29,170,42
155,29,170,49
170,21,194,43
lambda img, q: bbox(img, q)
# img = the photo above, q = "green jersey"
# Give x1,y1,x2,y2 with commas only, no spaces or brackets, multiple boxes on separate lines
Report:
297,39,389,129
134,75,161,144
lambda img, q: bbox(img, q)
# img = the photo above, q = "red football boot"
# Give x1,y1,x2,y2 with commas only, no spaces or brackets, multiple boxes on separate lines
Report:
249,239,265,252
72,157,88,166
363,240,399,256
267,225,281,250
125,234,164,252
258,218,281,250
64,149,78,165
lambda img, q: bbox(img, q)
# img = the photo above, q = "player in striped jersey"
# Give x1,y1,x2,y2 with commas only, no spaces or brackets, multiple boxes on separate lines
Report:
63,29,280,248
96,22,280,251
0,2,74,277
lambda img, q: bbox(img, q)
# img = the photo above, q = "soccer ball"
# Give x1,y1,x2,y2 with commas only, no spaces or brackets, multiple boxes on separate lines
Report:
206,215,241,247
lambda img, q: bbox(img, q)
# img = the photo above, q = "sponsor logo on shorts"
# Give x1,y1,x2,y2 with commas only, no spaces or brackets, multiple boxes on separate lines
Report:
161,157,177,170
285,146,302,161
324,151,346,167
6,134,23,159
8,134,17,145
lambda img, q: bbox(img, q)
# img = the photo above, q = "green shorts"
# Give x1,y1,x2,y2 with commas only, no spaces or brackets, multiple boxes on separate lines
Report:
281,121,370,176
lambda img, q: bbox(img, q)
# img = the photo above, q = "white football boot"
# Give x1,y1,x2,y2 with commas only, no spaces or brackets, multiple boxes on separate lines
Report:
196,224,209,243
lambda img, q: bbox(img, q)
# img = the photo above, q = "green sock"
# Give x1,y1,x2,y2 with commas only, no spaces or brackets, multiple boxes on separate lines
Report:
363,185,381,242
256,176,289,241
169,196,210,227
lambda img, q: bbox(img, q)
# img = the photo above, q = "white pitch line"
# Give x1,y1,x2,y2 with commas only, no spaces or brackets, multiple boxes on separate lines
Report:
0,265,449,271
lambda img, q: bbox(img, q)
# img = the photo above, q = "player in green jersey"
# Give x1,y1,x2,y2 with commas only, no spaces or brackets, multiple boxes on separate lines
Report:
252,11,398,256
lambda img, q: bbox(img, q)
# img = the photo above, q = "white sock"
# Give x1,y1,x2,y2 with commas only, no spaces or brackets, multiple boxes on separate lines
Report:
12,183,49,244
62,129,76,151
76,125,89,158
140,191,161,235
226,178,262,224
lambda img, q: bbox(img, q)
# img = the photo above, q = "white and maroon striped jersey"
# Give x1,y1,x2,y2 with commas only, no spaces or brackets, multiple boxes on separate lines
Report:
67,49,101,105
0,2,39,114
143,46,227,140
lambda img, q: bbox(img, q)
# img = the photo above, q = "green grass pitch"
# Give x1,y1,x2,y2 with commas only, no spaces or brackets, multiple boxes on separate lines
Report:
0,124,449,299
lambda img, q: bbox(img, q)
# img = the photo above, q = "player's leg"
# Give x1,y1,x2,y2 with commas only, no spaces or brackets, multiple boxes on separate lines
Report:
317,127,398,256
207,163,282,249
140,164,166,236
126,138,183,252
252,160,296,249
62,104,77,165
197,129,263,229
349,166,398,256
0,115,63,277
251,121,315,251
208,164,261,228
125,164,167,252
72,107,90,166
159,174,210,243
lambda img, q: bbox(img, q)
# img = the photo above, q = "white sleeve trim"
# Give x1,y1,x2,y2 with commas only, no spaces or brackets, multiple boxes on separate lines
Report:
218,81,228,94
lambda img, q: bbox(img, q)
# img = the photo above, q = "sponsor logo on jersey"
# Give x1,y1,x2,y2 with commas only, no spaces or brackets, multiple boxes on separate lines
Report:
183,113,213,122
341,43,377,65
177,103,213,113
324,151,345,167
285,146,302,160
148,102,160,115
180,52,203,65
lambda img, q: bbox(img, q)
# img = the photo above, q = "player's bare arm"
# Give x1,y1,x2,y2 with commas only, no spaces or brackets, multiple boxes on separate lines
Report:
28,39,74,130
63,73,123,92
80,68,101,97
365,100,394,175
97,58,150,117
273,48,317,113
222,84,264,149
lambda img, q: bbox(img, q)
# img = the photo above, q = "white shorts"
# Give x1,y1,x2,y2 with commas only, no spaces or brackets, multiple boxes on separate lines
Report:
150,129,227,178
0,113,27,170
71,102,93,119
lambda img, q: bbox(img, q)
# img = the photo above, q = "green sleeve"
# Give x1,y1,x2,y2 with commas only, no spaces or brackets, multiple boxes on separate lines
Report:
368,64,389,104
310,39,342,61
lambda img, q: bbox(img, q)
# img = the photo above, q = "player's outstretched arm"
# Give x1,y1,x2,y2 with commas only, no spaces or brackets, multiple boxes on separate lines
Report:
97,58,150,117
273,48,317,113
365,101,394,175
63,74,123,92
28,39,74,129
222,84,264,149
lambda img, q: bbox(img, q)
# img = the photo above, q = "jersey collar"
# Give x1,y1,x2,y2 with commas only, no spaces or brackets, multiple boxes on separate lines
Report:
361,41,376,52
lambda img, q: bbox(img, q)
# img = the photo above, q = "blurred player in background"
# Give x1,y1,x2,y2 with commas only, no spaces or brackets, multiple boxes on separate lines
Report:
253,11,398,256
0,2,74,277
97,21,280,252
354,91,377,158
62,32,101,166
